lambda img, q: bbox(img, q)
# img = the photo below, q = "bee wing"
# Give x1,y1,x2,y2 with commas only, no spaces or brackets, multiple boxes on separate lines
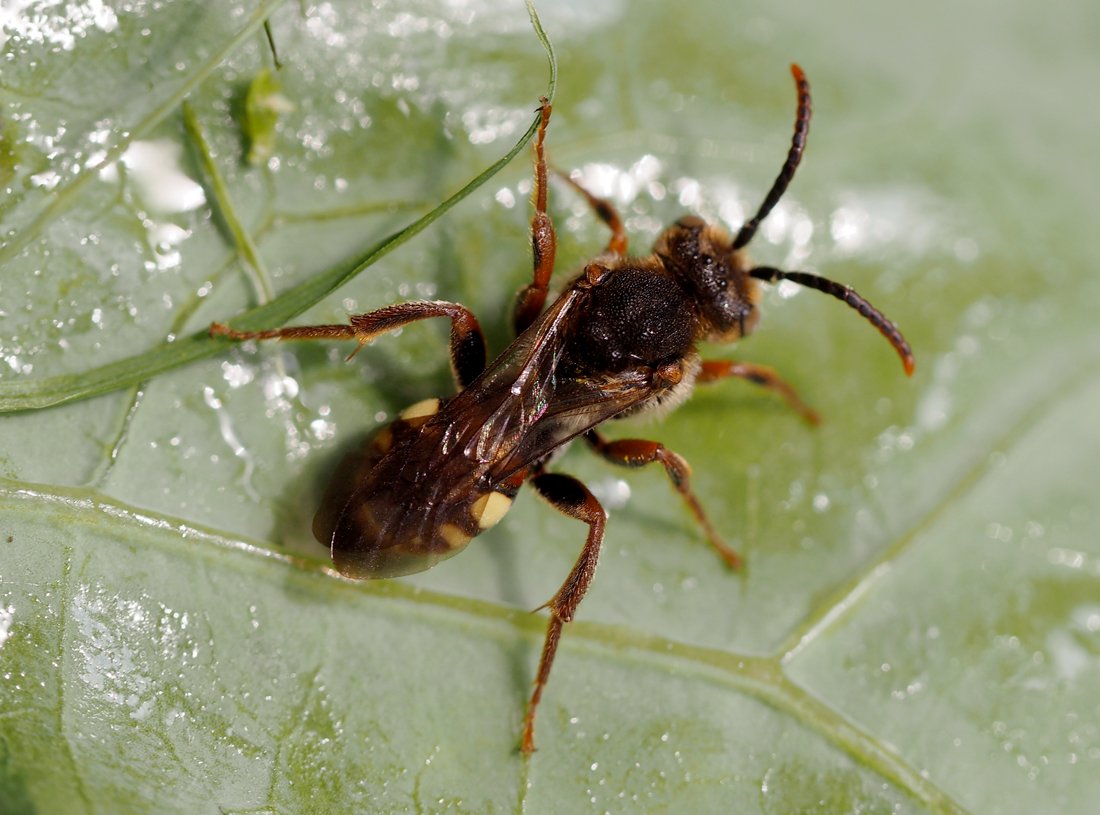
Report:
320,288,600,574
441,286,660,476
322,282,679,578
431,279,674,483
418,285,593,472
490,365,656,480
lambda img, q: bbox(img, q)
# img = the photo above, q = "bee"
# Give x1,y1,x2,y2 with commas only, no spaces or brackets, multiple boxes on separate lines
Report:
211,64,914,753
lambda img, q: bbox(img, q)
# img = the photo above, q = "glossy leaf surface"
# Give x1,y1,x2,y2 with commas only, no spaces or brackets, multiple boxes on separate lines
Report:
1,2,1098,813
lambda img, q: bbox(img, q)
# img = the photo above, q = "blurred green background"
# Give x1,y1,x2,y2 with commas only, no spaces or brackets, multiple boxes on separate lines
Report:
1,1,1098,813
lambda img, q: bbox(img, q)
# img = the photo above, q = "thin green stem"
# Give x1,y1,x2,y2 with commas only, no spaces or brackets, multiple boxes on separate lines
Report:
182,101,275,305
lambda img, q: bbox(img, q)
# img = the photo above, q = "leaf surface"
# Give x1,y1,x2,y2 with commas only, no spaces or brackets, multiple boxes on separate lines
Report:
1,2,1098,813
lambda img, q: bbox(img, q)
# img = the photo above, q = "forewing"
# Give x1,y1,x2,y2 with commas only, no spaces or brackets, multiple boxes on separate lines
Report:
322,289,596,574
437,287,585,465
492,366,656,480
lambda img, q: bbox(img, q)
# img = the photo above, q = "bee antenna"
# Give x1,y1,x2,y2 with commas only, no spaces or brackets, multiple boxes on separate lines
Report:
732,64,812,251
749,265,915,376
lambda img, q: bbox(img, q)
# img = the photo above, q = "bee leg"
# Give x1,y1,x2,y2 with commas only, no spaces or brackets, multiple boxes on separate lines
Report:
211,301,487,389
513,99,558,335
584,431,742,570
698,359,820,425
554,170,628,256
522,471,607,754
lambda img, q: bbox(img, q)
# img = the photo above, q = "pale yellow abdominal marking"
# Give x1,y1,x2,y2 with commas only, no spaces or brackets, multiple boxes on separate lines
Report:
440,523,472,549
399,398,441,422
373,425,394,453
471,491,513,530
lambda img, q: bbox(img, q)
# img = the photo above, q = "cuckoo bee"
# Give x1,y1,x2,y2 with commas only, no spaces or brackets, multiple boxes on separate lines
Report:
211,64,914,753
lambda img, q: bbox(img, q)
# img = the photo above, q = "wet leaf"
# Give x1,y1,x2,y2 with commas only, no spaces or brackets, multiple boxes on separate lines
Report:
1,1,1098,814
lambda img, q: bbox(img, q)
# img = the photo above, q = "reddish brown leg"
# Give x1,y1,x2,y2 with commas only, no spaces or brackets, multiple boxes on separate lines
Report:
555,170,628,256
211,301,487,389
584,431,742,570
699,359,820,425
513,99,558,335
523,472,607,754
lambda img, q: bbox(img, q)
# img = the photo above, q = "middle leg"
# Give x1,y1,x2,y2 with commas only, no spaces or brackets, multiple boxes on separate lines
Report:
584,430,742,570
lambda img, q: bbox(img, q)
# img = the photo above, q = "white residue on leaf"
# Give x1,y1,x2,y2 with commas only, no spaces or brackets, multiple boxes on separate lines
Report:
4,354,33,375
220,361,255,389
70,584,199,722
1073,604,1100,633
203,386,259,501
1043,603,1100,684
254,354,322,462
105,140,206,214
0,605,15,649
460,104,523,146
310,417,337,442
563,156,666,239
827,186,945,260
570,156,664,211
673,169,814,267
149,221,191,271
217,351,336,465
0,0,118,51
29,169,62,190
1047,630,1089,683
95,139,203,271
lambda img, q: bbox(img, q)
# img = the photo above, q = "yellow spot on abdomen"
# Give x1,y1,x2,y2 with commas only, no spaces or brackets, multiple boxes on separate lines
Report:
471,492,513,530
440,523,472,549
399,398,441,423
372,425,394,454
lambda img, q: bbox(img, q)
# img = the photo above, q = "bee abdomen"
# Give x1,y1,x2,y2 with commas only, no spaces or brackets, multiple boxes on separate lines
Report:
315,397,517,579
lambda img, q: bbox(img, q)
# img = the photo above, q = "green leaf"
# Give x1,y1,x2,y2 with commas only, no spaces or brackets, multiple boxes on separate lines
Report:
1,2,1097,814
0,2,554,412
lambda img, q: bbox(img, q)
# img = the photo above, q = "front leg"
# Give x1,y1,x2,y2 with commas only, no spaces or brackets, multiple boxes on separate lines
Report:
555,170,628,256
513,98,558,335
584,431,742,570
211,300,488,390
699,359,820,425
